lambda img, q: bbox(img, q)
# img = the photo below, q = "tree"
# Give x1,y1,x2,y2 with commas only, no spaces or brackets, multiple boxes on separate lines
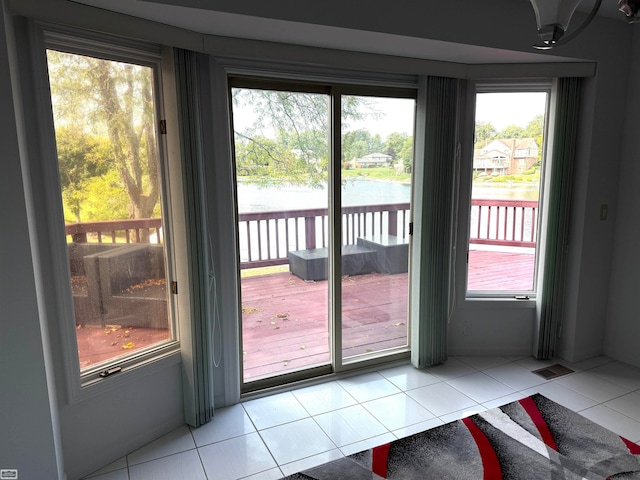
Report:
398,136,414,173
384,132,409,160
232,88,376,186
55,126,110,222
524,114,545,159
47,50,160,220
342,129,383,164
383,132,413,173
81,170,131,222
235,133,327,186
474,121,497,148
498,124,526,139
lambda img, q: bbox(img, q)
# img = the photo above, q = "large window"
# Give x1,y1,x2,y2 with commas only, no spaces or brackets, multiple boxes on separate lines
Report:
230,81,415,388
45,45,176,377
467,88,549,295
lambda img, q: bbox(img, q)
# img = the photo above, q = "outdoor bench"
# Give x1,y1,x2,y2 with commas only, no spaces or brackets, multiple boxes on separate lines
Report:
288,244,376,281
356,234,409,274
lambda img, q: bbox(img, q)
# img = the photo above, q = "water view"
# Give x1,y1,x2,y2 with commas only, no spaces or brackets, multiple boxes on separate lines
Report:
238,178,539,212
237,178,410,212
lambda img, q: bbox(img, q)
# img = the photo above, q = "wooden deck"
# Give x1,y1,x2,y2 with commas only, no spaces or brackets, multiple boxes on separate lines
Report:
241,249,535,381
74,249,534,376
241,271,409,380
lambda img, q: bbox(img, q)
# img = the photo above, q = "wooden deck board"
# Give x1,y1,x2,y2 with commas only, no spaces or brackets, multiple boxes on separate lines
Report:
241,249,534,381
74,250,534,378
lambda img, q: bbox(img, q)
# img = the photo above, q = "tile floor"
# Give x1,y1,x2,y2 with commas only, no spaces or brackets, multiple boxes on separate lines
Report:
84,355,640,480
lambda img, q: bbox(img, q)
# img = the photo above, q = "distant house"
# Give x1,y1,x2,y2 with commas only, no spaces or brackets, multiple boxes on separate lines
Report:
356,152,393,168
473,138,539,175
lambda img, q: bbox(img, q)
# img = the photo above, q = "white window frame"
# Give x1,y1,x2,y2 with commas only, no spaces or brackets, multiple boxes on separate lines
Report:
31,25,185,402
222,64,417,392
462,81,552,301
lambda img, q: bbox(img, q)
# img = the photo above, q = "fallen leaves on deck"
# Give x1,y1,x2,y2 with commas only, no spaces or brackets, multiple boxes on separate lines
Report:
386,322,406,328
242,306,261,314
123,278,166,294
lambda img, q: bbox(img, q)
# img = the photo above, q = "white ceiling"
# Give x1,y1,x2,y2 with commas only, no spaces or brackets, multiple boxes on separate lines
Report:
70,0,624,64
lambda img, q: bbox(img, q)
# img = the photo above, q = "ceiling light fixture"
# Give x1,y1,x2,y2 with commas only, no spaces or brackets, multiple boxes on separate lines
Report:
529,0,602,49
618,0,640,22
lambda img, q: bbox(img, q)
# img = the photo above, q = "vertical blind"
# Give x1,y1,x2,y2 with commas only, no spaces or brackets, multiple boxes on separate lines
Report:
535,77,581,359
174,48,215,426
411,76,461,368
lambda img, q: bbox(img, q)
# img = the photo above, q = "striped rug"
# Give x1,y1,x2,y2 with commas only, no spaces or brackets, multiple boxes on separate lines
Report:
281,394,640,479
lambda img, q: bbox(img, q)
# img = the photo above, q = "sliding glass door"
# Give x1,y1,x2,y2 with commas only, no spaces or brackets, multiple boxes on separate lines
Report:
231,81,415,389
231,86,332,383
340,95,415,363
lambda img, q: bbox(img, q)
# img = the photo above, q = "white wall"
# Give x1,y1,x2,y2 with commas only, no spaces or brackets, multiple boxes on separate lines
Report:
604,24,640,369
2,7,187,480
59,364,184,479
0,2,64,477
449,305,535,356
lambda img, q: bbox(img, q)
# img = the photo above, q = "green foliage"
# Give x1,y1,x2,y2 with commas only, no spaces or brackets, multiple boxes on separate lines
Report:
499,124,526,139
235,133,328,187
47,50,160,221
78,170,130,222
384,132,414,173
342,166,411,183
232,88,385,187
55,126,111,222
472,168,540,185
61,169,130,223
342,129,383,163
398,137,414,173
382,132,406,159
474,121,497,148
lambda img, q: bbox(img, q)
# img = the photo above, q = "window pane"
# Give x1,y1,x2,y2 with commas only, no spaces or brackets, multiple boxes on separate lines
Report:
231,87,331,382
46,50,173,371
468,91,547,293
341,95,414,361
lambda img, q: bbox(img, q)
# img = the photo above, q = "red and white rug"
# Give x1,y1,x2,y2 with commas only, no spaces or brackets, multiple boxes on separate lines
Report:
282,394,640,479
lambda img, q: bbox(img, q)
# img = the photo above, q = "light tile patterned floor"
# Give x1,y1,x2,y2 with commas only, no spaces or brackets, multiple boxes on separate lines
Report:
84,355,640,480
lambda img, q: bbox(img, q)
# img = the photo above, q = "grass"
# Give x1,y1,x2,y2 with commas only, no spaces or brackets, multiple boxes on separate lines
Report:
473,167,541,184
342,166,411,183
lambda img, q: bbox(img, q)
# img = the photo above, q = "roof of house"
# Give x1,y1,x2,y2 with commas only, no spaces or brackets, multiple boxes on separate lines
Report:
360,152,392,160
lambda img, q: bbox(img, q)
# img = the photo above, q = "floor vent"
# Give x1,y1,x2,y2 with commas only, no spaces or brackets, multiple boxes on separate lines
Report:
532,364,575,380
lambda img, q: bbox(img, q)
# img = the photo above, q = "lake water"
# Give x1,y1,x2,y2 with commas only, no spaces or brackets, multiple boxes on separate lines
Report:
236,178,539,262
237,178,539,212
237,179,412,212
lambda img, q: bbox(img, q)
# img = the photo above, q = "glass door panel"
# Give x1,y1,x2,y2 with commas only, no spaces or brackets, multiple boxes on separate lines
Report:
468,91,548,294
231,87,331,382
340,96,415,361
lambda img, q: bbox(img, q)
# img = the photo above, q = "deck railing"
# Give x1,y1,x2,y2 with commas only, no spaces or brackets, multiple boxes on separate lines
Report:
65,199,538,269
238,203,412,269
470,199,538,248
65,218,163,244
